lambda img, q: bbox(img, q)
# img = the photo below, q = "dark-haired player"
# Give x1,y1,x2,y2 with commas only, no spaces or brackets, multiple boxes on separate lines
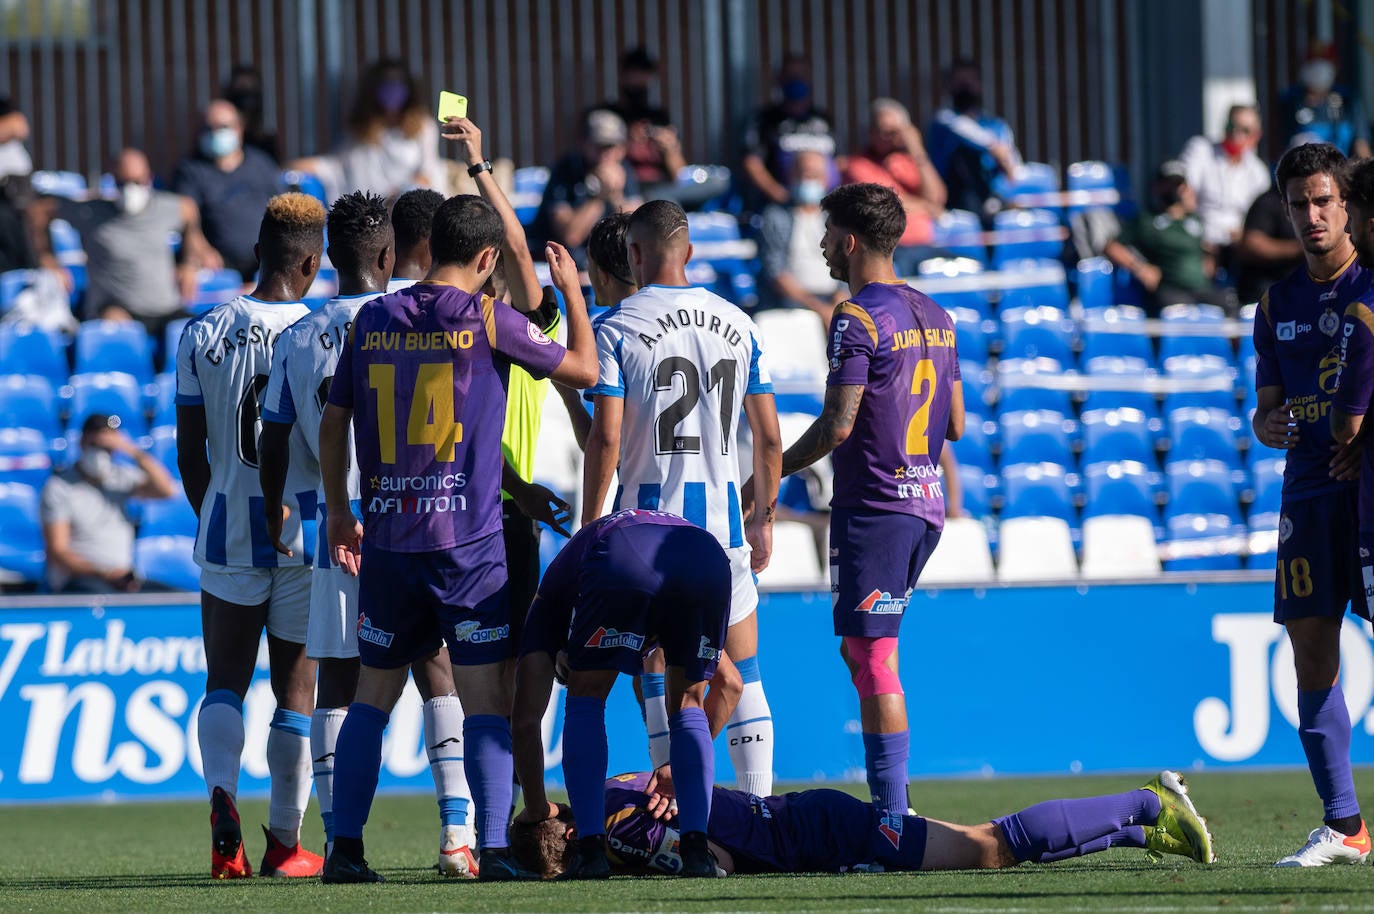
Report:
175,193,327,878
510,768,1214,878
583,199,783,799
1257,143,1369,866
388,187,445,288
318,182,598,882
756,182,963,820
258,191,477,876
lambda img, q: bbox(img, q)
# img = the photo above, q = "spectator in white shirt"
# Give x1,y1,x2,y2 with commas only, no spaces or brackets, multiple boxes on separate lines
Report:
1178,105,1271,255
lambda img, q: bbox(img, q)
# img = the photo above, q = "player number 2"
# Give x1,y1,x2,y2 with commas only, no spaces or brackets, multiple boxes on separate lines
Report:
654,356,737,455
367,362,464,464
1277,557,1313,599
905,358,937,456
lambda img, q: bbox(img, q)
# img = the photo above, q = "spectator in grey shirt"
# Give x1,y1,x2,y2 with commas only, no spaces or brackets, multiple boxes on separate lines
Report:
40,414,176,594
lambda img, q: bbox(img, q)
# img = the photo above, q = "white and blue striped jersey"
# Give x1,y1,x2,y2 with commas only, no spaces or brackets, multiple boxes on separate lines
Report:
387,277,418,292
262,293,382,571
588,284,772,549
176,295,311,568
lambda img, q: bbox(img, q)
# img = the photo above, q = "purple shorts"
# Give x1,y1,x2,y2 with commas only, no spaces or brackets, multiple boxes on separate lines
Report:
829,507,941,639
355,531,511,668
1274,492,1365,622
565,524,730,682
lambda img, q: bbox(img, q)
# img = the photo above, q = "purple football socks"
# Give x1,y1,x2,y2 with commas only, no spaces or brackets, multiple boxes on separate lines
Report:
562,695,610,837
863,731,910,814
463,714,516,851
669,707,714,834
993,789,1159,863
1298,686,1362,828
330,702,389,842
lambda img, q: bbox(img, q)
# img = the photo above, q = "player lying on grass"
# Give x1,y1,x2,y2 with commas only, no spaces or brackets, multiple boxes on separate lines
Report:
511,508,744,879
510,768,1216,877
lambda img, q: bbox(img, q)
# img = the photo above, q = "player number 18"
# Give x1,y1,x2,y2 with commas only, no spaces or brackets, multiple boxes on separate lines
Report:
1276,557,1313,599
367,362,464,464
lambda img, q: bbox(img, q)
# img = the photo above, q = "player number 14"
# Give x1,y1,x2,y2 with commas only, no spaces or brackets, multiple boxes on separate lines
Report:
367,362,463,464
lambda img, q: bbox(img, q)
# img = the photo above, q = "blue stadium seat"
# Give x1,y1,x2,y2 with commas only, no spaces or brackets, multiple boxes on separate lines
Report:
1158,303,1232,362
999,409,1075,468
1080,305,1154,364
134,535,200,591
996,259,1069,311
932,210,987,264
944,306,988,363
1001,461,1076,524
1167,407,1243,467
149,425,180,479
1164,512,1245,571
1076,256,1115,312
191,268,245,314
998,357,1074,415
0,428,53,489
163,317,191,369
512,166,551,226
0,325,68,386
1248,456,1283,517
1081,356,1162,422
75,320,155,382
956,412,997,470
1000,305,1075,366
0,269,42,313
1065,161,1119,215
960,360,994,413
1006,162,1061,211
991,208,1062,267
31,170,88,199
1162,355,1238,414
1166,459,1239,519
1082,460,1158,522
956,460,996,518
1080,407,1157,467
0,482,44,584
136,489,198,538
149,372,177,430
66,371,148,436
686,212,757,305
279,169,327,204
0,374,60,439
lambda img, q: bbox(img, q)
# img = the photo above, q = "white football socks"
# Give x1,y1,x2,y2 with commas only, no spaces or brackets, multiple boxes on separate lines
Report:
266,709,312,845
198,693,245,800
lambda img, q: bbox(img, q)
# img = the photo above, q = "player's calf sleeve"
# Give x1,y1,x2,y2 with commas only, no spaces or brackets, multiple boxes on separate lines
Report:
267,708,313,844
198,689,245,799
463,714,515,851
562,696,610,837
992,790,1159,863
331,703,390,841
669,707,714,834
862,731,909,815
422,696,471,829
641,674,671,769
726,656,774,797
310,707,347,845
1298,686,1362,825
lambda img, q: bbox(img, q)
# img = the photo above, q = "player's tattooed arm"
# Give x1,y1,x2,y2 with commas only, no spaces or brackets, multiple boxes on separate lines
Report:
779,384,863,477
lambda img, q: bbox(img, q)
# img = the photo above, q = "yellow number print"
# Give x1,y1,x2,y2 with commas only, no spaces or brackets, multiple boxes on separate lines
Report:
367,362,463,464
1277,557,1313,599
905,358,937,456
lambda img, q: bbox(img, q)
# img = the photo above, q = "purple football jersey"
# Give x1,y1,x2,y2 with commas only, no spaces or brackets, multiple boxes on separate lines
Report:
826,281,960,527
328,283,566,552
1255,257,1365,500
1333,290,1374,532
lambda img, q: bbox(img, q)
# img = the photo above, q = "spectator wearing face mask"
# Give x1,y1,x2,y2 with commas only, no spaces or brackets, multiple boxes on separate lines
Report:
173,99,283,282
27,148,219,332
290,59,447,201
926,58,1023,217
1279,41,1372,158
1177,104,1271,277
40,414,176,595
741,54,837,210
757,149,846,320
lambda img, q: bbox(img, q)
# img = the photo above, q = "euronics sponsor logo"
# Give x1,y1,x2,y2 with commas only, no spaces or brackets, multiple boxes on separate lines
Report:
369,472,468,492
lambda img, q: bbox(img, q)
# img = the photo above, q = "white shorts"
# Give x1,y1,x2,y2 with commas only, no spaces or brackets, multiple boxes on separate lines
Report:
726,545,758,625
307,564,360,660
199,564,312,643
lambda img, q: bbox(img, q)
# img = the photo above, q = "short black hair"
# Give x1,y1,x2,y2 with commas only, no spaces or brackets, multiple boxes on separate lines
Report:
821,183,906,256
390,188,445,253
327,191,391,274
1343,157,1374,210
626,199,688,243
1277,143,1346,200
258,192,326,267
429,194,504,268
587,212,634,284
621,46,656,72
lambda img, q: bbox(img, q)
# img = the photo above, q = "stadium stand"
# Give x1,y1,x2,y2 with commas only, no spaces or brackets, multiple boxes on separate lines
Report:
133,535,201,591
920,516,995,584
0,482,45,584
996,516,1078,581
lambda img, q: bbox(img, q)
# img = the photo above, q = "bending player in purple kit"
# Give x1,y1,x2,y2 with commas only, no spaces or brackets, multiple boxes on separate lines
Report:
748,183,963,819
316,183,598,883
1254,143,1371,867
510,767,1215,877
509,508,739,879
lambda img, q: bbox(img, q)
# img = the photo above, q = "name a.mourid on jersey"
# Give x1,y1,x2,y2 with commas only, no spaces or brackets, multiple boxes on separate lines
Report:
357,614,395,648
367,494,468,514
453,620,509,644
203,325,279,366
360,330,475,352
857,589,907,614
635,308,743,349
585,627,646,651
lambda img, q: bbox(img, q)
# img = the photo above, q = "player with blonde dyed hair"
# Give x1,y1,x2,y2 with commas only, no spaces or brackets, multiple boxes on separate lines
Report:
176,192,327,879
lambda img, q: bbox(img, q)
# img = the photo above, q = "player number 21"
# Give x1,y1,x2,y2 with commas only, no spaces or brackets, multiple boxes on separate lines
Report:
905,358,937,456
367,362,463,464
1276,557,1313,599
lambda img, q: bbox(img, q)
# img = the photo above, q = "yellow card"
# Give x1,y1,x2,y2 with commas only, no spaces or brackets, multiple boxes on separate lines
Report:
437,91,467,122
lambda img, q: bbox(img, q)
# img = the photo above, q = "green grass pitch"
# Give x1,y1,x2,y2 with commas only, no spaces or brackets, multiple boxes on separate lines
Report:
3,769,1373,913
